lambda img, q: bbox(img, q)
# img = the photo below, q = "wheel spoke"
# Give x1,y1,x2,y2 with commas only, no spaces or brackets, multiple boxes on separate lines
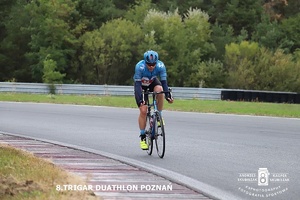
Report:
155,112,165,158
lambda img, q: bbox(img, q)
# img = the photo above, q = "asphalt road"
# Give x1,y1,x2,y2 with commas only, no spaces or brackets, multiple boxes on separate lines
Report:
0,102,299,200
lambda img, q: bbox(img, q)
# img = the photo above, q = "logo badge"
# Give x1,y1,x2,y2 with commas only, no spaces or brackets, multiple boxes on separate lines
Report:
237,168,289,198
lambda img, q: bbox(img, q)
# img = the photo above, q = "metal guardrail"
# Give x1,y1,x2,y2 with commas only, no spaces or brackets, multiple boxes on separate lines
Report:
0,82,221,100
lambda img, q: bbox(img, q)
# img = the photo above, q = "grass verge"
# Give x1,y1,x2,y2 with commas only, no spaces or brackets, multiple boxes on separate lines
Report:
0,92,299,118
0,144,99,200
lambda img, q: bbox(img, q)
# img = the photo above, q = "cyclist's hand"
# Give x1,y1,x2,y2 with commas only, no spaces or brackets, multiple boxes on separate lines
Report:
139,100,146,106
166,89,173,103
167,97,174,104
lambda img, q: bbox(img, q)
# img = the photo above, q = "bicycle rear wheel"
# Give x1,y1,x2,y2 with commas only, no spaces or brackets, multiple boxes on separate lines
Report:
145,115,153,155
154,112,165,158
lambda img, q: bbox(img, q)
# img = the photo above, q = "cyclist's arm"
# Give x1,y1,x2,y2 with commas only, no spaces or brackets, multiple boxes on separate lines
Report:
134,81,143,104
161,80,172,101
134,63,144,105
158,62,172,101
161,80,168,93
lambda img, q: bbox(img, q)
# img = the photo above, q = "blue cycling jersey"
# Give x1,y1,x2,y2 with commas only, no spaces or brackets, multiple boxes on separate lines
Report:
133,60,170,104
133,60,167,86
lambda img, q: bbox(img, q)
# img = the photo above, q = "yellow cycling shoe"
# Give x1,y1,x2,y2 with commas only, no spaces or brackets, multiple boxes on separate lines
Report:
140,139,148,150
157,118,165,127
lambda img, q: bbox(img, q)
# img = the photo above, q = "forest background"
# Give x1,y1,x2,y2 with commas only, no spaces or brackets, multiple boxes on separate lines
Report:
0,0,299,92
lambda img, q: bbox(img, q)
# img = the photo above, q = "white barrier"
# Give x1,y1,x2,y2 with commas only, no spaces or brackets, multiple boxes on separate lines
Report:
0,82,221,100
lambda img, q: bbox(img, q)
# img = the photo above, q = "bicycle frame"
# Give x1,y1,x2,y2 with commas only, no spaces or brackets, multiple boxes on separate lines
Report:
143,90,163,137
149,94,158,137
143,89,170,112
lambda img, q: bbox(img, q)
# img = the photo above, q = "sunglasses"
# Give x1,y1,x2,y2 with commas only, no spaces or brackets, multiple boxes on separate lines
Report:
146,63,156,67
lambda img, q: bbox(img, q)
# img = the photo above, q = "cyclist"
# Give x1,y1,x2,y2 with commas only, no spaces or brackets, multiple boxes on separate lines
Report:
133,50,173,150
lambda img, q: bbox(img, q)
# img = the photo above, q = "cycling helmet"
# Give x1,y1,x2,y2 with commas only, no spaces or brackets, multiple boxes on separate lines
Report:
144,50,158,64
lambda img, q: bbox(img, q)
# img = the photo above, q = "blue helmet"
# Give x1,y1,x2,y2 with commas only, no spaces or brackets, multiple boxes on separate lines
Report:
144,50,158,64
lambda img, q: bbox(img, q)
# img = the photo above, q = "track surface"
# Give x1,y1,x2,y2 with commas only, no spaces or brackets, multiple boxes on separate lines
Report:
0,102,299,200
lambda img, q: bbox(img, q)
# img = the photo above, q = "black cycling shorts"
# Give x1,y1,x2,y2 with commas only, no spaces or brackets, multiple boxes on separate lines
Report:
136,78,162,107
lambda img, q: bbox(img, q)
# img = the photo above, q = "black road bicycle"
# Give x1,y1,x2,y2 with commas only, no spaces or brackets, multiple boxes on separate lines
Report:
142,88,172,158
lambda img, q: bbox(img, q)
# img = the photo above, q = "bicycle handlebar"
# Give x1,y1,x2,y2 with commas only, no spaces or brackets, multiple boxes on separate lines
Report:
142,88,173,104
142,89,172,95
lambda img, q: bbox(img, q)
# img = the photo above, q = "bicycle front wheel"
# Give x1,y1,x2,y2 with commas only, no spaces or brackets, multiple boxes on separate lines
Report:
145,115,153,155
154,112,165,158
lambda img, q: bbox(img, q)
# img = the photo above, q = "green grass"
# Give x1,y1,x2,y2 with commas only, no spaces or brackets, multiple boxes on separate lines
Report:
0,92,299,118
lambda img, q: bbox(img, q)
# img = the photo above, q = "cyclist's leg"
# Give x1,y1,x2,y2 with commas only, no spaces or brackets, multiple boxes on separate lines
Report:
138,105,147,132
151,79,164,112
135,86,148,132
139,104,148,149
149,79,164,126
135,86,149,150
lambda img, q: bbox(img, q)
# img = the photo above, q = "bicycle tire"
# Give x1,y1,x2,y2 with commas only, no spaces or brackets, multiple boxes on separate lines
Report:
154,111,165,158
145,115,153,155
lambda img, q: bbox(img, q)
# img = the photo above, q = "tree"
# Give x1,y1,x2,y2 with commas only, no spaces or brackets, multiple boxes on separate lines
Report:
143,9,185,85
76,0,118,30
224,41,260,89
188,59,225,88
151,0,205,14
0,0,32,82
25,0,79,82
209,0,263,37
125,0,152,25
0,0,17,40
251,14,291,52
113,0,136,10
280,13,300,53
142,8,214,86
224,41,300,92
263,0,288,21
261,49,300,92
79,31,105,84
283,0,300,18
80,19,144,84
43,56,66,84
43,56,66,94
291,50,300,92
